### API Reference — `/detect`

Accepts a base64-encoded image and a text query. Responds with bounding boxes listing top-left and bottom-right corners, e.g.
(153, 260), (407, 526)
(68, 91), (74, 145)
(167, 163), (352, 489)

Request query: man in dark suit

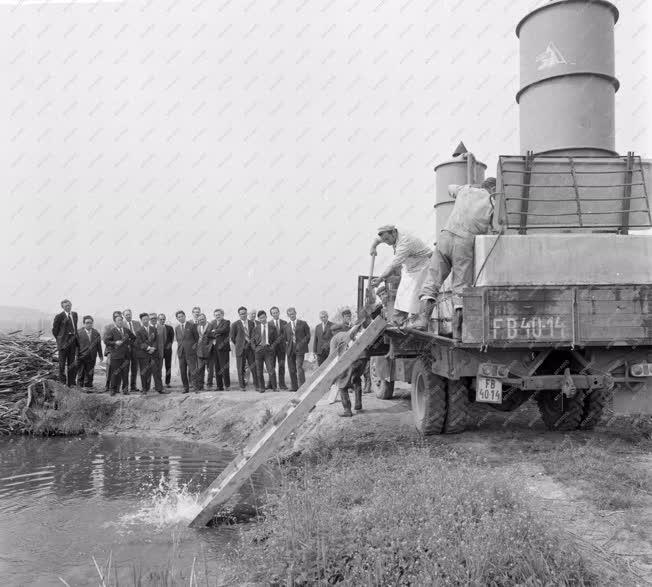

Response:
(76, 315), (103, 389)
(52, 299), (79, 387)
(135, 313), (163, 394)
(285, 307), (311, 391)
(207, 308), (231, 391)
(252, 310), (278, 392)
(175, 310), (199, 394)
(123, 309), (141, 392)
(195, 313), (213, 391)
(150, 313), (171, 394)
(269, 306), (288, 390)
(313, 310), (334, 366)
(158, 313), (174, 388)
(103, 312), (136, 395)
(230, 306), (258, 391)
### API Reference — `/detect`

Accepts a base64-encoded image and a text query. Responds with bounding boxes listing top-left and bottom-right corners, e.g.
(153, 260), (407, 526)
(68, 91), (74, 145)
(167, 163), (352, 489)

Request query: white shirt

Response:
(444, 184), (493, 238)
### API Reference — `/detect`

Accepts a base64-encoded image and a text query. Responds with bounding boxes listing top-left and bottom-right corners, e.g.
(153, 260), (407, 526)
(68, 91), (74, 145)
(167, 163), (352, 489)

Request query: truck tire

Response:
(488, 388), (534, 412)
(411, 358), (446, 435)
(536, 390), (586, 431)
(578, 386), (612, 430)
(371, 357), (395, 400)
(444, 379), (471, 433)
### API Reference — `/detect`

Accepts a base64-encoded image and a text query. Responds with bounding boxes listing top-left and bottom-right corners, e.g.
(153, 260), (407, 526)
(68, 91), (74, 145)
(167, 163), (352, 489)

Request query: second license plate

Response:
(476, 377), (503, 404)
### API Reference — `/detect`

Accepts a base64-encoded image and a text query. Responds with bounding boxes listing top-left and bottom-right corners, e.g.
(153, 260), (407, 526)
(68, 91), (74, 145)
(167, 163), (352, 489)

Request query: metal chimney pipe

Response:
(516, 0), (620, 156)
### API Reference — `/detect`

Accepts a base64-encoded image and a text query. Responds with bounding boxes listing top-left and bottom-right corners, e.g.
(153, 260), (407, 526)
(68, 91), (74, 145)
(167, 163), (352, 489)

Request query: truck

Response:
(362, 0), (652, 435)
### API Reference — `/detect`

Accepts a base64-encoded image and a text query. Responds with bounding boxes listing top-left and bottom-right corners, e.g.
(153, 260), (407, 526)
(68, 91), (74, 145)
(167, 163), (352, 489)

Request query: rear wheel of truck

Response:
(411, 358), (446, 435)
(536, 390), (586, 431)
(578, 386), (612, 430)
(370, 357), (395, 400)
(443, 379), (471, 433)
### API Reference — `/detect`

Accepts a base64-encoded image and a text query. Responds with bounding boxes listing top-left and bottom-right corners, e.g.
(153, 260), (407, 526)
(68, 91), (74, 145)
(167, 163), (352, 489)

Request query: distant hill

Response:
(0, 306), (111, 336)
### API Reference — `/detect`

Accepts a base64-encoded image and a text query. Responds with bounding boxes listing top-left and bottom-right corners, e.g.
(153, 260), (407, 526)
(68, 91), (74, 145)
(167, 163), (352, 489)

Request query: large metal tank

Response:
(434, 151), (486, 237)
(516, 0), (619, 155)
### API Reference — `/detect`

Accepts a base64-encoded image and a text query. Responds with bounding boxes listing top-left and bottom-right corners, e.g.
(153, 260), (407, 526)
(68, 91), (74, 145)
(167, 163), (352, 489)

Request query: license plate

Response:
(476, 377), (503, 404)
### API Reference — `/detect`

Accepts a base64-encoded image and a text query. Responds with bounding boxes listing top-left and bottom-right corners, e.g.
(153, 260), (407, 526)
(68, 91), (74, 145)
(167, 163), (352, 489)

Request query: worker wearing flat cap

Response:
(370, 225), (432, 327)
(414, 177), (496, 334)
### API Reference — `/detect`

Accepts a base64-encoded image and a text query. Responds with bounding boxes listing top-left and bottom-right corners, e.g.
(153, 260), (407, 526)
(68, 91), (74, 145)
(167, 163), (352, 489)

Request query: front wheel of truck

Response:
(411, 358), (446, 435)
(536, 390), (586, 431)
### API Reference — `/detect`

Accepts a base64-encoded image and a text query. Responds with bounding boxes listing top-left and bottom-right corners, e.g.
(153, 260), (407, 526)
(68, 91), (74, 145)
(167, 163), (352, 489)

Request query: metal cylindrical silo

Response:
(516, 0), (619, 156)
(434, 152), (486, 238)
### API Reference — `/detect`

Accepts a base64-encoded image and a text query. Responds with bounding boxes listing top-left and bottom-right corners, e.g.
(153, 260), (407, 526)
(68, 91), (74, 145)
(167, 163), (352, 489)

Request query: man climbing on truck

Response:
(413, 177), (497, 334)
(369, 226), (432, 327)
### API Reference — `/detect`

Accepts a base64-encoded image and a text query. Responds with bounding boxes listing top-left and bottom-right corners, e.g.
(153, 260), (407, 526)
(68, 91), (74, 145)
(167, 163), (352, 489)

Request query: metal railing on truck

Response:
(497, 152), (652, 233)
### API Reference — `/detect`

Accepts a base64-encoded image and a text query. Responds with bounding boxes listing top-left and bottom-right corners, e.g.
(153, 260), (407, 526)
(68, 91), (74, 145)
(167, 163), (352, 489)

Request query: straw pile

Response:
(0, 332), (58, 435)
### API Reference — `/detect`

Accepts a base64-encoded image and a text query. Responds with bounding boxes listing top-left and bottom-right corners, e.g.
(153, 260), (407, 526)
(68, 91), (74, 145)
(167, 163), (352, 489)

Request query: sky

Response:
(0, 0), (650, 324)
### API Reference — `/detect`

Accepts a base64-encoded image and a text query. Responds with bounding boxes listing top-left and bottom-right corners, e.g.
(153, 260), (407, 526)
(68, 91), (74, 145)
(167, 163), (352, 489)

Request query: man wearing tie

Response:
(150, 313), (171, 394)
(158, 313), (175, 388)
(253, 310), (278, 392)
(103, 312), (136, 395)
(285, 307), (311, 391)
(135, 313), (163, 394)
(230, 306), (258, 391)
(313, 310), (334, 366)
(195, 313), (213, 391)
(123, 308), (141, 393)
(191, 306), (201, 324)
(175, 310), (199, 393)
(51, 299), (79, 387)
(76, 315), (103, 389)
(207, 308), (231, 391)
(269, 306), (288, 390)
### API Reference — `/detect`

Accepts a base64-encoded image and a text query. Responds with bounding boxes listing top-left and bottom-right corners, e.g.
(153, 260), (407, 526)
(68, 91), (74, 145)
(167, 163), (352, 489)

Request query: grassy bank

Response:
(228, 445), (605, 586)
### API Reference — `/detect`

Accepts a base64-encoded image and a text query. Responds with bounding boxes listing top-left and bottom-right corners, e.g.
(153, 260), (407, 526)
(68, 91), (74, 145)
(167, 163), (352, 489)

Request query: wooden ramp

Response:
(189, 316), (387, 527)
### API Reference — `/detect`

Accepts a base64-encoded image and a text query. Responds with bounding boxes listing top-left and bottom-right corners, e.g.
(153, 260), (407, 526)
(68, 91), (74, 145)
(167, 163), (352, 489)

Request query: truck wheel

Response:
(411, 358), (446, 435)
(444, 379), (471, 433)
(578, 387), (612, 430)
(488, 389), (533, 412)
(371, 357), (395, 400)
(536, 390), (586, 431)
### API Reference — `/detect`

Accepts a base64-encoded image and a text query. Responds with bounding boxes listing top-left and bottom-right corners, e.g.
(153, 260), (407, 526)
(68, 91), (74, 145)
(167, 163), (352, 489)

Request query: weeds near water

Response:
(232, 445), (602, 585)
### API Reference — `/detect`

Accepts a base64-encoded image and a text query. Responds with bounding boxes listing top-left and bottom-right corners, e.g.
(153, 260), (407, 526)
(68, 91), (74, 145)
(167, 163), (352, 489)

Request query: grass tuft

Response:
(232, 446), (600, 586)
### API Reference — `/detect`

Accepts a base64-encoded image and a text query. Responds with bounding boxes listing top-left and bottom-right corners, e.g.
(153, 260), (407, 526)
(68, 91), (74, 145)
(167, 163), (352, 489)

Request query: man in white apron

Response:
(370, 225), (432, 327)
(413, 177), (496, 333)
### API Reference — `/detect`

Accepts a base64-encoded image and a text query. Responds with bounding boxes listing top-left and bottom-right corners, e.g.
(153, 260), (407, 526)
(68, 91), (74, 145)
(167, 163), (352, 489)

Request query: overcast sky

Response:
(1, 0), (650, 324)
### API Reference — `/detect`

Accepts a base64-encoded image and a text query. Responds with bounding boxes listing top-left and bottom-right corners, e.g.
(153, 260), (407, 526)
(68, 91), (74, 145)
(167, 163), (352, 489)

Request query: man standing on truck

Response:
(369, 226), (432, 327)
(413, 177), (496, 332)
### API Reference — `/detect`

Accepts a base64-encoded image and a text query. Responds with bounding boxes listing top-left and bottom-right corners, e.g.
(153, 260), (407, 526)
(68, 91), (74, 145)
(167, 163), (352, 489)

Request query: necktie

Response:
(263, 324), (267, 345)
(119, 328), (123, 337)
(292, 321), (296, 343)
(243, 321), (249, 343)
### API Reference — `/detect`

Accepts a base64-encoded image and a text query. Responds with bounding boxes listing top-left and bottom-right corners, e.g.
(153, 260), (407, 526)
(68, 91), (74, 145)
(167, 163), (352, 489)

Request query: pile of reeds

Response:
(0, 332), (58, 434)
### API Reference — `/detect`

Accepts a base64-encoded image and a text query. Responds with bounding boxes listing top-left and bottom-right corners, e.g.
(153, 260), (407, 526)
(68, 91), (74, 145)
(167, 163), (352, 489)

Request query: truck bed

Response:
(462, 285), (652, 348)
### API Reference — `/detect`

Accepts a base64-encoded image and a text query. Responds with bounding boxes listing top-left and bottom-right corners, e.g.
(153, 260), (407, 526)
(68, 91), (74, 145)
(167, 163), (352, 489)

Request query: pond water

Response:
(0, 435), (273, 586)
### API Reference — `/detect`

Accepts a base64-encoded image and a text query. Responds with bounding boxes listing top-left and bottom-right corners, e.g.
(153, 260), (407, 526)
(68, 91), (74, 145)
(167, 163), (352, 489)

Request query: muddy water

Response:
(0, 436), (274, 586)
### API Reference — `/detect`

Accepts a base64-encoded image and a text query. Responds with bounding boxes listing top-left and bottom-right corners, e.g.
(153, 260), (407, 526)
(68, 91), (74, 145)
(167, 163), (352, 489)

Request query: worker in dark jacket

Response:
(76, 315), (103, 389)
(329, 317), (368, 417)
(51, 299), (79, 387)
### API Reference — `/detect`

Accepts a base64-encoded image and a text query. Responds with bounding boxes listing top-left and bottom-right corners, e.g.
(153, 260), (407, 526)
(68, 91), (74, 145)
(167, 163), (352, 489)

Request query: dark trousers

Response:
(128, 350), (139, 390)
(208, 347), (230, 389)
(197, 357), (209, 390)
(316, 349), (329, 366)
(163, 348), (172, 385)
(139, 355), (162, 392)
(76, 356), (96, 388)
(273, 345), (286, 388)
(179, 353), (198, 391)
(109, 358), (130, 393)
(287, 351), (305, 391)
(255, 346), (277, 390)
(58, 343), (77, 387)
(236, 348), (257, 389)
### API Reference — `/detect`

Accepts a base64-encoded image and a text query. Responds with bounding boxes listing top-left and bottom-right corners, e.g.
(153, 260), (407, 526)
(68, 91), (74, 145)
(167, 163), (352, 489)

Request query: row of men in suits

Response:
(51, 299), (358, 395)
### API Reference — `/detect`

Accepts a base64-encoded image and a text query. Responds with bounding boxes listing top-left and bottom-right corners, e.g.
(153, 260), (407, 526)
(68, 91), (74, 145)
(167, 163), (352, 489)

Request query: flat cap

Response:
(377, 224), (396, 235)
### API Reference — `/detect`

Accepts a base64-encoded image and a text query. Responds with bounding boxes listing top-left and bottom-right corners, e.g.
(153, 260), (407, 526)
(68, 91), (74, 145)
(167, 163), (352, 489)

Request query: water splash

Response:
(120, 475), (203, 528)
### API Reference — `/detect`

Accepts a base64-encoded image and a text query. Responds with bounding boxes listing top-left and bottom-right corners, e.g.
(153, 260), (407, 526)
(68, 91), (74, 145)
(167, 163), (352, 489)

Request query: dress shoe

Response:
(216, 387), (224, 391)
(157, 389), (169, 394)
(131, 388), (141, 393)
(166, 383), (171, 388)
(123, 390), (130, 396)
(182, 389), (190, 394)
(279, 385), (288, 390)
(256, 388), (265, 393)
